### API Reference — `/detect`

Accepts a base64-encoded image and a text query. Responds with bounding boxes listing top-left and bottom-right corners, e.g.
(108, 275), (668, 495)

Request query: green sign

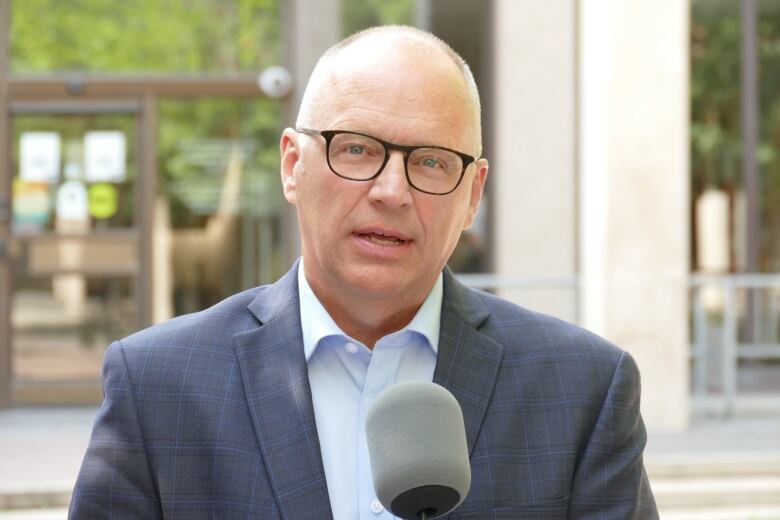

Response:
(88, 183), (118, 219)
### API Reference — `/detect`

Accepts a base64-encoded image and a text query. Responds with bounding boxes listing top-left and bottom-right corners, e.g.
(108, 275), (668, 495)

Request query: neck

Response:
(302, 266), (432, 349)
(313, 284), (424, 349)
(323, 298), (420, 349)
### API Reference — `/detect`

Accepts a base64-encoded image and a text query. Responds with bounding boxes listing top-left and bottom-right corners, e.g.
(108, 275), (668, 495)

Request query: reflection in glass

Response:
(157, 98), (284, 317)
(12, 275), (136, 402)
(9, 114), (139, 404)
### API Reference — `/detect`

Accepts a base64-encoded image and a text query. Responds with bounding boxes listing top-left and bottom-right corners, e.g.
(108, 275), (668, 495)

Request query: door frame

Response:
(1, 99), (153, 405)
(0, 0), (10, 408)
(0, 82), (269, 407)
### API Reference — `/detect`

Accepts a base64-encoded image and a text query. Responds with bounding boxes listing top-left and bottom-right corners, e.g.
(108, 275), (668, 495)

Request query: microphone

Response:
(365, 381), (471, 520)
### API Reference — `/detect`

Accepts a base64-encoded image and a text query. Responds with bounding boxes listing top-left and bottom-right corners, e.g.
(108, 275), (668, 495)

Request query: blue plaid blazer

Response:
(70, 262), (658, 519)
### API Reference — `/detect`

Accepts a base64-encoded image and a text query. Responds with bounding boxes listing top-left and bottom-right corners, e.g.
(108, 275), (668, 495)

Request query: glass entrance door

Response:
(2, 103), (146, 405)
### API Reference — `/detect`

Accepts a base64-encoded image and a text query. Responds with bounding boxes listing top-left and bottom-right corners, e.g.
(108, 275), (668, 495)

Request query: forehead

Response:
(315, 37), (475, 149)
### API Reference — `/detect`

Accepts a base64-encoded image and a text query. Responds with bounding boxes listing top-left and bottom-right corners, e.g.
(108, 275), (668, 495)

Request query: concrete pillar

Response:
(579, 0), (690, 432)
(492, 0), (578, 323)
(281, 0), (341, 265)
(152, 197), (173, 324)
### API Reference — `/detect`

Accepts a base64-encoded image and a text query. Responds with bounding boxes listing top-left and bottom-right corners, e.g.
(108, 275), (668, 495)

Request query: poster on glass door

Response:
(84, 131), (126, 183)
(20, 132), (61, 183)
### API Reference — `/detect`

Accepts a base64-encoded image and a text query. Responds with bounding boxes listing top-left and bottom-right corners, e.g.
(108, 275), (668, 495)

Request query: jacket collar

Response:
(435, 267), (504, 456)
(234, 260), (334, 520)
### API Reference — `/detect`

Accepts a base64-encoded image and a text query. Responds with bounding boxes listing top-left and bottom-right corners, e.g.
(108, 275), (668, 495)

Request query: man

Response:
(71, 26), (658, 519)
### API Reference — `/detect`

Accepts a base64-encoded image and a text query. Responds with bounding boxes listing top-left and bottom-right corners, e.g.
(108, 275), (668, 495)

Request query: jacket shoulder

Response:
(472, 288), (626, 369)
(114, 285), (267, 363)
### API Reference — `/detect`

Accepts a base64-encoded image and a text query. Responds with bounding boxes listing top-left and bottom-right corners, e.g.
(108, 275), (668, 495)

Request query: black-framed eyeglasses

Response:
(296, 128), (477, 196)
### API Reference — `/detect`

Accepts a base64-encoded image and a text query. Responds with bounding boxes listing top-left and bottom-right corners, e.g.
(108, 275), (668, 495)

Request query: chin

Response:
(353, 272), (406, 294)
(342, 266), (415, 299)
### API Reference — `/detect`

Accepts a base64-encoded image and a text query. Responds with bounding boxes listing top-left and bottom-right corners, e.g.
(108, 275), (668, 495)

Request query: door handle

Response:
(0, 237), (26, 270)
(0, 197), (9, 224)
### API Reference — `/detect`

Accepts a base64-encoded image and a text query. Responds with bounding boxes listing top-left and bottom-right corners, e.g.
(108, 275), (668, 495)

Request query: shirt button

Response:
(345, 342), (359, 354)
(370, 499), (384, 514)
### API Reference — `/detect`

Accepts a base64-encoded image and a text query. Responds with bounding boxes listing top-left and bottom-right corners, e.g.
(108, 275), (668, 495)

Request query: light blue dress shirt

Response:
(298, 261), (441, 520)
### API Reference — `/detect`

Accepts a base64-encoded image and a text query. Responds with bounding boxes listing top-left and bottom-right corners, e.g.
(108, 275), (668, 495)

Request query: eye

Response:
(420, 157), (443, 168)
(421, 157), (440, 168)
(347, 145), (365, 155)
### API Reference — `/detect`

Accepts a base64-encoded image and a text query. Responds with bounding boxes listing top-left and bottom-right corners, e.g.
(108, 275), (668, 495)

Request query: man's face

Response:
(281, 40), (488, 309)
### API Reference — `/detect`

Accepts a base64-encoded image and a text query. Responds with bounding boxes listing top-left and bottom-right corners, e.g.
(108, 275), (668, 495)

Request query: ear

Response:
(463, 158), (488, 230)
(280, 128), (301, 204)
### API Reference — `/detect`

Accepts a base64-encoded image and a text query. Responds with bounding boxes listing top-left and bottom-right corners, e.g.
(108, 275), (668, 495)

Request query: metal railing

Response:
(455, 273), (580, 291)
(690, 273), (780, 417)
(457, 271), (780, 418)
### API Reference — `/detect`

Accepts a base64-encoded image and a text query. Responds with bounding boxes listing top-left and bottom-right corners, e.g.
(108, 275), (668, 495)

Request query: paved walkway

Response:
(0, 407), (95, 513)
(0, 407), (779, 518)
(645, 415), (780, 455)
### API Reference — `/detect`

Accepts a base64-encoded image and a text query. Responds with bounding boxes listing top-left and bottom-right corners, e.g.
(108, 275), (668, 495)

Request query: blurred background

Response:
(0, 0), (778, 518)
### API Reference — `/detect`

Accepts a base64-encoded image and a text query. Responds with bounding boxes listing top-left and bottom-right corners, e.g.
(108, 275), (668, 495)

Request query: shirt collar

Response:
(298, 258), (442, 361)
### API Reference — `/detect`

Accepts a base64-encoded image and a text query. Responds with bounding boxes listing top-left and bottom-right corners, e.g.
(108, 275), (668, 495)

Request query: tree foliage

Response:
(342, 0), (414, 36)
(691, 0), (780, 270)
(691, 0), (741, 193)
(10, 0), (280, 72)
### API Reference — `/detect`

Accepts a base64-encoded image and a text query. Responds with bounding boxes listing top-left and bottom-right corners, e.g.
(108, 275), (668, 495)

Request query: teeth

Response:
(363, 233), (404, 245)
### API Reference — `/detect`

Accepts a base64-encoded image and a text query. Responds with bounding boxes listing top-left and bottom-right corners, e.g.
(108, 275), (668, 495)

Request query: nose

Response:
(367, 150), (413, 208)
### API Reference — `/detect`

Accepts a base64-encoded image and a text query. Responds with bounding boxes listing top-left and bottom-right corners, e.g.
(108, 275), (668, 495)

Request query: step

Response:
(659, 505), (780, 520)
(0, 509), (67, 520)
(645, 451), (780, 479)
(651, 476), (780, 510)
(0, 487), (71, 512)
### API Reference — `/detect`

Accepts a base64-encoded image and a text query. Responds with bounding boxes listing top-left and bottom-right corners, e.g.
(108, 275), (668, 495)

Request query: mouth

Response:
(353, 228), (411, 247)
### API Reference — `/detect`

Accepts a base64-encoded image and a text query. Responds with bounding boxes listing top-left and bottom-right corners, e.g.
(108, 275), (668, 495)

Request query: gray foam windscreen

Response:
(366, 381), (471, 519)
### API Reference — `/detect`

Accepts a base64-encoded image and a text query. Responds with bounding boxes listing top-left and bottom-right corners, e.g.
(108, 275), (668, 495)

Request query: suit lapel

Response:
(233, 264), (334, 520)
(434, 269), (505, 456)
(231, 265), (502, 518)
